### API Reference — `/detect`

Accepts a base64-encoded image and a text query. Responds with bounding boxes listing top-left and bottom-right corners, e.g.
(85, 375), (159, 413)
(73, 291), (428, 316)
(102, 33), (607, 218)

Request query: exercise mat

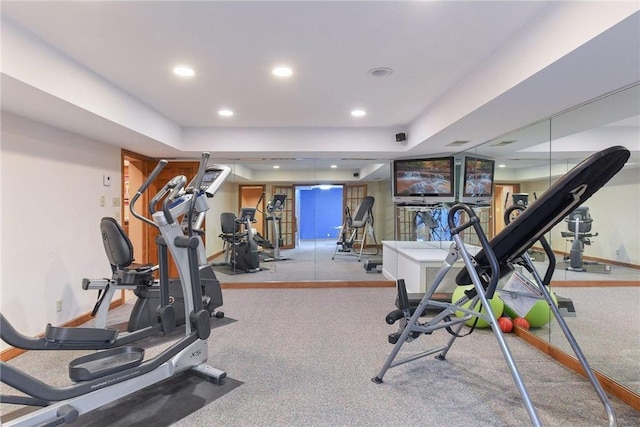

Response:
(76, 371), (242, 426)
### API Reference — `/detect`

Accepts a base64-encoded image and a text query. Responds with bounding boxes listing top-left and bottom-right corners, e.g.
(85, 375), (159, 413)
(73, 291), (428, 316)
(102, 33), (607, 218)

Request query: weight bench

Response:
(372, 146), (630, 427)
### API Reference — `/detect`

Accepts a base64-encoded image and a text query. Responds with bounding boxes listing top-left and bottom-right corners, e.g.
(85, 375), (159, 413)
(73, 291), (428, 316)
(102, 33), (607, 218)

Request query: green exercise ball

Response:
(452, 285), (504, 328)
(503, 288), (558, 328)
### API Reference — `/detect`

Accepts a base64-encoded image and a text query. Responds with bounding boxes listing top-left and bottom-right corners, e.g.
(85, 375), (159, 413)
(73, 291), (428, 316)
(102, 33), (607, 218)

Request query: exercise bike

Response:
(218, 207), (261, 273)
(1, 153), (230, 427)
(561, 206), (609, 273)
(83, 166), (227, 331)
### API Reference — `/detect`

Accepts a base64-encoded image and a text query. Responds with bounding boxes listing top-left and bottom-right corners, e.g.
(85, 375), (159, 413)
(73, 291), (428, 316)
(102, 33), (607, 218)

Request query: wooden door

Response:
(271, 185), (295, 249)
(239, 185), (266, 236)
(145, 160), (200, 278)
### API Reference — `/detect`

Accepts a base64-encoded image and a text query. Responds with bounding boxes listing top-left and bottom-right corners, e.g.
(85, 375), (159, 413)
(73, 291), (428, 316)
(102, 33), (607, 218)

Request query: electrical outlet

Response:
(616, 249), (620, 256)
(112, 197), (120, 207)
(56, 299), (62, 313)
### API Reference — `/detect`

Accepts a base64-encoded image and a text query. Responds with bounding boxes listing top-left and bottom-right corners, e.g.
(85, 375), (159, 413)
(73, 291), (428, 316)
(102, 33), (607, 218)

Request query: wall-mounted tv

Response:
(392, 157), (455, 205)
(460, 156), (495, 205)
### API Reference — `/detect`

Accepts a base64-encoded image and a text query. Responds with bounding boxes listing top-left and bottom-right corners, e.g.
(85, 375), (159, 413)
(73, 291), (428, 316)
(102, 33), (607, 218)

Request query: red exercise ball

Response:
(498, 317), (513, 333)
(514, 317), (530, 330)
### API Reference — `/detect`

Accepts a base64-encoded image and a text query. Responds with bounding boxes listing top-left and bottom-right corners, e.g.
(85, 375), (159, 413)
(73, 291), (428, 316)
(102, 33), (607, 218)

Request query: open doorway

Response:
(493, 183), (520, 236)
(122, 153), (148, 263)
(295, 185), (343, 245)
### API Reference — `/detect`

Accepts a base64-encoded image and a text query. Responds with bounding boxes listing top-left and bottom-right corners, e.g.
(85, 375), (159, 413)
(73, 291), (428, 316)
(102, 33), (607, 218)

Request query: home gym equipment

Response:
(414, 209), (440, 240)
(257, 193), (290, 262)
(561, 206), (608, 273)
(84, 209), (224, 331)
(332, 195), (379, 261)
(452, 284), (504, 328)
(218, 208), (261, 273)
(373, 146), (629, 427)
(1, 153), (230, 427)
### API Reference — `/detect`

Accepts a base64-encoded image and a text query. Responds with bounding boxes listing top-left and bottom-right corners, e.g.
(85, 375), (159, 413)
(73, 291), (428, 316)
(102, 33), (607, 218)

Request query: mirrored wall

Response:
(203, 82), (639, 397)
(203, 157), (394, 284)
(463, 83), (640, 397)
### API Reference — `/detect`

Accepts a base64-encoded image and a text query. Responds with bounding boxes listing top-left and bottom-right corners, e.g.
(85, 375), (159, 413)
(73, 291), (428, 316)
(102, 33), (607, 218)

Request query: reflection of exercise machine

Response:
(561, 206), (607, 272)
(332, 196), (379, 261)
(1, 153), (229, 426)
(511, 192), (530, 207)
(414, 210), (441, 241)
(219, 208), (261, 273)
(373, 146), (629, 427)
(258, 194), (290, 262)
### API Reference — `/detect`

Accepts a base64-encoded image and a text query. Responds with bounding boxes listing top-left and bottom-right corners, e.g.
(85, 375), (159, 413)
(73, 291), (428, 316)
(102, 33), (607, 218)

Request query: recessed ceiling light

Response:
(218, 109), (234, 117)
(272, 66), (293, 78)
(173, 65), (195, 77)
(330, 165), (337, 169)
(498, 164), (506, 168)
(273, 165), (280, 169)
(368, 67), (393, 77)
(351, 109), (366, 117)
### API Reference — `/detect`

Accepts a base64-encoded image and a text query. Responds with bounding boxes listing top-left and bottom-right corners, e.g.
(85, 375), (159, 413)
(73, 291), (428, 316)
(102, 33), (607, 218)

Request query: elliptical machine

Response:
(1, 153), (230, 427)
(257, 193), (290, 262)
(83, 165), (227, 331)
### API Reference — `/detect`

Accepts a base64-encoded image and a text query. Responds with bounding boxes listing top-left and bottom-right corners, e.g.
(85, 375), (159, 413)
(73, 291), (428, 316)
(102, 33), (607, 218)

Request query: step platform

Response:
(363, 259), (382, 273)
(69, 347), (145, 382)
(45, 325), (118, 349)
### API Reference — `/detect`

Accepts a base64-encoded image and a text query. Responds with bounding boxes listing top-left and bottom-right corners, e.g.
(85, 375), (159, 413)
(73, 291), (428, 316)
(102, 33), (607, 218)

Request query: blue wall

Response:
(299, 187), (343, 239)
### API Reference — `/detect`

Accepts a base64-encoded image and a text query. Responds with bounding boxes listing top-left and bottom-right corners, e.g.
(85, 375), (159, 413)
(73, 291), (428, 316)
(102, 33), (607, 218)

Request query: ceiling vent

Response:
(447, 140), (471, 147)
(491, 140), (517, 147)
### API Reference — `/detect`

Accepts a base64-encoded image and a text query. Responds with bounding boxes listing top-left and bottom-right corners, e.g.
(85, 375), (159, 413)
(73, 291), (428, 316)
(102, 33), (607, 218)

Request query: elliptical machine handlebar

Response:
(186, 152), (210, 237)
(255, 192), (266, 214)
(159, 175), (188, 225)
(130, 159), (168, 227)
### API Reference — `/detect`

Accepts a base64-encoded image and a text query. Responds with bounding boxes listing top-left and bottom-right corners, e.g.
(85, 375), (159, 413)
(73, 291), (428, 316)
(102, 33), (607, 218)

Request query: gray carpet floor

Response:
(3, 287), (638, 426)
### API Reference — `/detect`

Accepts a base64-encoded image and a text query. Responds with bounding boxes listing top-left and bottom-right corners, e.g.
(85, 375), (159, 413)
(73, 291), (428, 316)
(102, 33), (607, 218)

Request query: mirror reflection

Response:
(204, 158), (392, 284)
(473, 84), (640, 396)
(197, 83), (638, 398)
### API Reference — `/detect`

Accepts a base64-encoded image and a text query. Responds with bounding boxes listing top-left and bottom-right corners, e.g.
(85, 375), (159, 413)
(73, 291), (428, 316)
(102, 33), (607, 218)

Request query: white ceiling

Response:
(1, 1), (639, 179)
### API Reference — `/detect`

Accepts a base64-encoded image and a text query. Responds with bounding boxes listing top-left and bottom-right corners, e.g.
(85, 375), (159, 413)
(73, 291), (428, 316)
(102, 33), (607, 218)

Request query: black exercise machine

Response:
(83, 214), (224, 331)
(332, 195), (379, 262)
(1, 153), (230, 427)
(373, 146), (629, 427)
(561, 206), (608, 272)
(218, 207), (261, 273)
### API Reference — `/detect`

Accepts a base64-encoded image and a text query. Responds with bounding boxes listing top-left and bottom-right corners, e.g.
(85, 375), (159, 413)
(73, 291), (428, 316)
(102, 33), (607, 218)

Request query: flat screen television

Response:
(460, 156), (495, 205)
(392, 157), (455, 205)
